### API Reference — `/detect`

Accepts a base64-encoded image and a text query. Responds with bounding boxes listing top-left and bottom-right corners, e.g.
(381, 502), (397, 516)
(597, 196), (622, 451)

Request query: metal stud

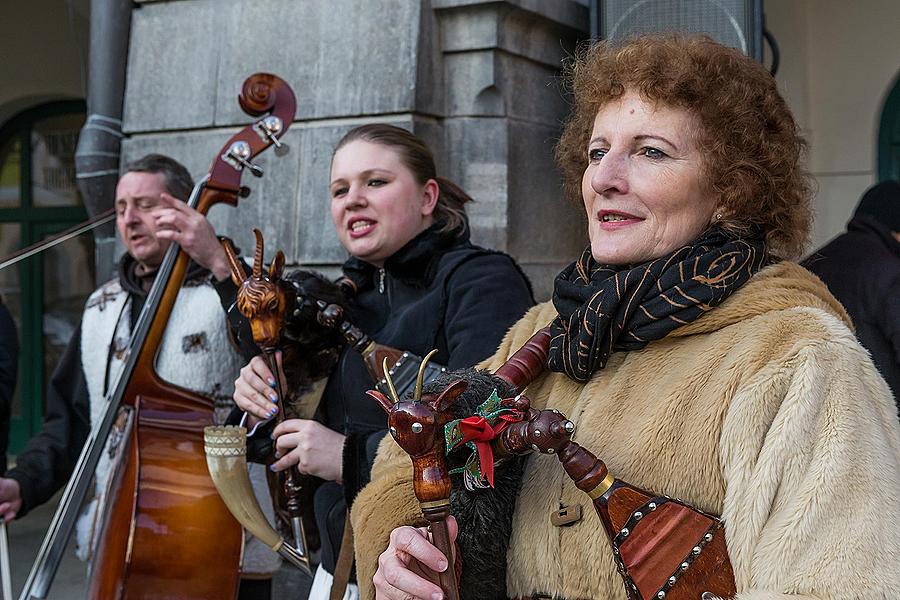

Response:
(680, 562), (689, 571)
(411, 422), (423, 434)
(704, 532), (713, 542)
(657, 591), (666, 599)
(389, 426), (397, 437)
(564, 420), (575, 434)
(634, 511), (643, 520)
(668, 576), (677, 586)
(546, 448), (555, 454)
(534, 430), (542, 437)
(621, 528), (629, 537)
(648, 502), (657, 511)
(692, 546), (701, 555)
(531, 443), (541, 452)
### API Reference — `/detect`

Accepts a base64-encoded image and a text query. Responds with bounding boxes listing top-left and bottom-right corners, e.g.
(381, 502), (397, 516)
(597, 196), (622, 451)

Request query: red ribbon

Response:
(457, 414), (518, 487)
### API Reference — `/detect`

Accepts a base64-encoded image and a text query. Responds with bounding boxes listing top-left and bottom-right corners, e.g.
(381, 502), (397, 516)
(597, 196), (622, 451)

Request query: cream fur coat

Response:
(351, 262), (900, 599)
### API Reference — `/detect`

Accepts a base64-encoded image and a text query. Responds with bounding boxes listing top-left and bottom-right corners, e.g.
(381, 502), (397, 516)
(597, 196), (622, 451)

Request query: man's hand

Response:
(152, 193), (231, 281)
(0, 477), (22, 522)
(271, 419), (346, 482)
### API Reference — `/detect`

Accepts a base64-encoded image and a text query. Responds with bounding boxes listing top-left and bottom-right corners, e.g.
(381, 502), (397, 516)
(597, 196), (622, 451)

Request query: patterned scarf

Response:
(548, 228), (768, 383)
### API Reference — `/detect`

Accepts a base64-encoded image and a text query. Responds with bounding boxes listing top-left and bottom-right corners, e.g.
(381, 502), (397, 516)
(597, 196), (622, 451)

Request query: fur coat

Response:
(351, 262), (900, 599)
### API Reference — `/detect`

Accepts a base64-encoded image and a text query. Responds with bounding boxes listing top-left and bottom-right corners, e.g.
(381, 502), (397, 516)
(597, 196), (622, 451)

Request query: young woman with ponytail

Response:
(231, 124), (535, 599)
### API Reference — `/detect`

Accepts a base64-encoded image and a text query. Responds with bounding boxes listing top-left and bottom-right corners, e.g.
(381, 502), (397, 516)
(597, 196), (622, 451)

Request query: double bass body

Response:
(89, 388), (242, 599)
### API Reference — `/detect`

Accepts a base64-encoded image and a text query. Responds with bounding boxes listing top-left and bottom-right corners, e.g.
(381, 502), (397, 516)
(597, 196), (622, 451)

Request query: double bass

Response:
(19, 73), (296, 600)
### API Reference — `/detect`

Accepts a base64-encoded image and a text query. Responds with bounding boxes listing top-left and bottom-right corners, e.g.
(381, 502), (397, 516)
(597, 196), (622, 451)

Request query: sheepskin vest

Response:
(352, 262), (900, 600)
(75, 277), (246, 562)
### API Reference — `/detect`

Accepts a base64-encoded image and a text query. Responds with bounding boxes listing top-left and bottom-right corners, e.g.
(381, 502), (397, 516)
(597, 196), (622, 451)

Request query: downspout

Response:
(74, 0), (133, 283)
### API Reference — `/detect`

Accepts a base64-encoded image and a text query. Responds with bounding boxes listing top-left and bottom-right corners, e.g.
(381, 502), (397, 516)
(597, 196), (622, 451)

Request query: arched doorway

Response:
(0, 99), (94, 455)
(878, 73), (900, 182)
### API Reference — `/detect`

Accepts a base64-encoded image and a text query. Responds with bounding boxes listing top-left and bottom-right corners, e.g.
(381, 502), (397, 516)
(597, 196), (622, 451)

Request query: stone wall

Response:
(120, 0), (588, 299)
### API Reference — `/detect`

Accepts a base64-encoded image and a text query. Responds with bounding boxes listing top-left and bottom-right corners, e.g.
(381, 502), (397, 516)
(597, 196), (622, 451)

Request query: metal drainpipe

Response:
(74, 0), (133, 283)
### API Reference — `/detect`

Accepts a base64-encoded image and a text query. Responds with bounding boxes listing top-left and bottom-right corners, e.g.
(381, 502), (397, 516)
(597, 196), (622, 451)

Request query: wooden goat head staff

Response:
(222, 228), (286, 351)
(367, 351), (465, 600)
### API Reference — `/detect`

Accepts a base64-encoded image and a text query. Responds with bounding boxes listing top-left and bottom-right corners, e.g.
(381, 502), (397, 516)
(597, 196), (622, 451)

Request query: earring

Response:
(715, 212), (723, 220)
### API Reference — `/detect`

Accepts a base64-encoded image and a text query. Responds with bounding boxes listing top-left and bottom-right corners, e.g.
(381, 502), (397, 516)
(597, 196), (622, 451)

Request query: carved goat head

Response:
(221, 229), (286, 350)
(367, 351), (468, 458)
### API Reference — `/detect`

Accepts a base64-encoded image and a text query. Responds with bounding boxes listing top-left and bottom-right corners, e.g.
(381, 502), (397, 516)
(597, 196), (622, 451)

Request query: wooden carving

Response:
(223, 229), (286, 351)
(367, 352), (466, 600)
(219, 229), (312, 574)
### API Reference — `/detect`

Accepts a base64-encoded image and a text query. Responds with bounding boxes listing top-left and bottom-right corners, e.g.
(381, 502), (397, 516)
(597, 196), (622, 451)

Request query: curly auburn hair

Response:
(555, 34), (813, 259)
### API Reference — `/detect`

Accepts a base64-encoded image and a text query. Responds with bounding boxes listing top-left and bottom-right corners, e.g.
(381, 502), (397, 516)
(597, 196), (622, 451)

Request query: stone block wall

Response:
(120, 0), (588, 299)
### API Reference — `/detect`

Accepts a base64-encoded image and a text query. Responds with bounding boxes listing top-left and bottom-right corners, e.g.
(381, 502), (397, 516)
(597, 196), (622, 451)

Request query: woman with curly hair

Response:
(353, 35), (900, 599)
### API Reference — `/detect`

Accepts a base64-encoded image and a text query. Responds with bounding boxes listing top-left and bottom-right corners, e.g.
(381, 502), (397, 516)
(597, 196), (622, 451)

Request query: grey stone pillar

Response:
(434, 0), (588, 298)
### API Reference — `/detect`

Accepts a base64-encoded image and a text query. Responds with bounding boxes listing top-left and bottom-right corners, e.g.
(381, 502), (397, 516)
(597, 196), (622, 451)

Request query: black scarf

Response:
(548, 228), (768, 383)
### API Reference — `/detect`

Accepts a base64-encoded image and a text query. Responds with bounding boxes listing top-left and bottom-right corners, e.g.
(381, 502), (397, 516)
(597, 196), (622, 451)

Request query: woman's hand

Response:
(233, 355), (280, 428)
(271, 419), (345, 482)
(374, 517), (458, 600)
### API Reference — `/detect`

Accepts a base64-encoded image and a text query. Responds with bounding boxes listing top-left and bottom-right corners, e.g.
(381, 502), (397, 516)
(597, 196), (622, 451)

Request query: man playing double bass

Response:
(0, 154), (278, 599)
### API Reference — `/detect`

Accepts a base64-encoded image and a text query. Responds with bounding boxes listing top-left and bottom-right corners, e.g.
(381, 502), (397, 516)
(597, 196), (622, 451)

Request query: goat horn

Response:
(252, 229), (264, 277)
(414, 349), (439, 402)
(382, 357), (400, 404)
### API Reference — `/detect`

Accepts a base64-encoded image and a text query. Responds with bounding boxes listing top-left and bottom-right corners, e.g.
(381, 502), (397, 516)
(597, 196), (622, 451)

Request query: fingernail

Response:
(436, 559), (447, 572)
(268, 377), (276, 387)
(269, 407), (278, 417)
(432, 593), (443, 600)
(269, 464), (277, 472)
(274, 451), (281, 459)
(269, 392), (278, 403)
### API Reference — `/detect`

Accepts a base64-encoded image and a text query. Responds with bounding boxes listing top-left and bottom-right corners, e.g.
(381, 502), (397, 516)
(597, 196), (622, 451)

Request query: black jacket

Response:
(803, 215), (900, 404)
(0, 300), (19, 475)
(229, 223), (535, 575)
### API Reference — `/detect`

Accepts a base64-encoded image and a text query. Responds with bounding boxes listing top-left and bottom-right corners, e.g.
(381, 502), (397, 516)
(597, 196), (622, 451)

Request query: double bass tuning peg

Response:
(224, 141), (264, 177)
(257, 116), (290, 157)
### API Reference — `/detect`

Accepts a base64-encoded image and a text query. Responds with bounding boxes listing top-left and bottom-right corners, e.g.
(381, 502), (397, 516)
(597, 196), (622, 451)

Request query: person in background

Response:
(0, 296), (18, 476)
(803, 180), (900, 404)
(0, 154), (277, 599)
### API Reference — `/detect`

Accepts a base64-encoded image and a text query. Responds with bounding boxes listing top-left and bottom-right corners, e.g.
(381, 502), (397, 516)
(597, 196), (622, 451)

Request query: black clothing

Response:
(6, 255), (212, 517)
(803, 215), (900, 403)
(549, 229), (767, 382)
(0, 300), (18, 475)
(230, 224), (535, 576)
